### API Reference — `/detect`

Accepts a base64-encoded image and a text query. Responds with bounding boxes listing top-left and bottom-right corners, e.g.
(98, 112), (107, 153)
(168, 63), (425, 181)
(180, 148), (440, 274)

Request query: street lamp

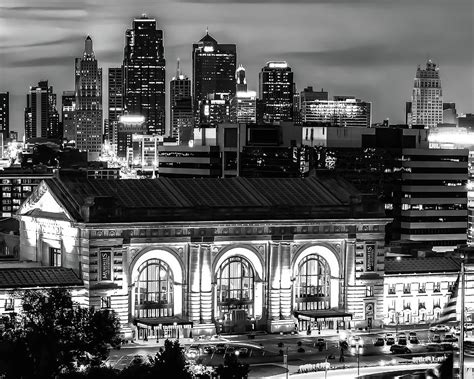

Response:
(355, 340), (364, 377)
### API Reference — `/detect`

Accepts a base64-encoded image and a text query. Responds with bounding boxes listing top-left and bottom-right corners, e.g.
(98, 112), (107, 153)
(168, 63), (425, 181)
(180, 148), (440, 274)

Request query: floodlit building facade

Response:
(410, 60), (443, 128)
(17, 177), (389, 339)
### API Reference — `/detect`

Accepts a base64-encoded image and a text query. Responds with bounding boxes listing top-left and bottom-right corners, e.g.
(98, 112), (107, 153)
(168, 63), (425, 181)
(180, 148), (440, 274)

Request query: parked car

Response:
(374, 337), (385, 346)
(409, 332), (417, 338)
(396, 332), (406, 337)
(443, 334), (457, 342)
(203, 345), (214, 354)
(432, 334), (442, 343)
(237, 347), (249, 357)
(186, 346), (200, 359)
(215, 344), (226, 354)
(385, 333), (394, 340)
(409, 336), (419, 344)
(390, 345), (411, 354)
(430, 324), (450, 332)
(465, 323), (474, 331)
(440, 342), (456, 351)
(397, 337), (407, 345)
(386, 337), (395, 345)
(226, 346), (236, 354)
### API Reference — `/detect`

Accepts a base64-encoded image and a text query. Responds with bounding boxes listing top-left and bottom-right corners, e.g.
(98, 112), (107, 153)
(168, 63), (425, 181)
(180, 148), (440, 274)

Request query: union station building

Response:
(16, 176), (390, 339)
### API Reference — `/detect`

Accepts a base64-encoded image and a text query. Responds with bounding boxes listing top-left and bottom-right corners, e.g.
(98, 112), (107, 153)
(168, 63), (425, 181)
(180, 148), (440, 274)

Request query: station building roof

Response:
(21, 176), (386, 223)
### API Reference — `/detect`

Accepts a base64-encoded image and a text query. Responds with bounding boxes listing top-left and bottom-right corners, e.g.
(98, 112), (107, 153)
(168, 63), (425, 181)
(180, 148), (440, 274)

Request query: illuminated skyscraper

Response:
(123, 15), (166, 135)
(0, 92), (9, 143)
(107, 67), (124, 148)
(236, 64), (247, 92)
(410, 60), (443, 128)
(75, 36), (103, 160)
(192, 32), (236, 124)
(170, 59), (192, 142)
(259, 61), (294, 123)
(24, 81), (60, 140)
(231, 65), (256, 123)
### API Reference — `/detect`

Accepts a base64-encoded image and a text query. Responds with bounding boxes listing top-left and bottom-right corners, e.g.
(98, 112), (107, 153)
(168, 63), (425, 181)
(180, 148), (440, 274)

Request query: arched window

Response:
(134, 258), (173, 318)
(217, 256), (254, 317)
(295, 255), (330, 311)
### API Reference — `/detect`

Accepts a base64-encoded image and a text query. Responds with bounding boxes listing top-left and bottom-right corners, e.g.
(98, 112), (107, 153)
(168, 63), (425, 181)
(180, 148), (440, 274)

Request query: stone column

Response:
(280, 242), (292, 319)
(200, 244), (213, 323)
(188, 244), (201, 323)
(268, 242), (281, 320)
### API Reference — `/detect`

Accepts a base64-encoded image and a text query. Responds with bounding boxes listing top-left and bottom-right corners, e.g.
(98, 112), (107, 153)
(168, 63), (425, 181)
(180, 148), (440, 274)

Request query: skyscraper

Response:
(231, 65), (256, 124)
(170, 59), (192, 141)
(62, 91), (76, 142)
(24, 81), (60, 140)
(0, 92), (9, 143)
(75, 36), (103, 160)
(259, 61), (294, 123)
(410, 60), (443, 128)
(123, 14), (166, 135)
(107, 67), (124, 148)
(192, 32), (236, 124)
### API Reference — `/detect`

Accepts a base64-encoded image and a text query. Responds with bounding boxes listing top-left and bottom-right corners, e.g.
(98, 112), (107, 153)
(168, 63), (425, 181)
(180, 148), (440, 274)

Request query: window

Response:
(5, 298), (14, 311)
(217, 256), (254, 317)
(403, 284), (411, 294)
(50, 247), (61, 267)
(134, 259), (174, 318)
(433, 282), (441, 293)
(419, 283), (426, 294)
(366, 286), (374, 297)
(101, 296), (111, 309)
(448, 282), (456, 293)
(388, 285), (396, 295)
(224, 128), (238, 148)
(295, 255), (331, 311)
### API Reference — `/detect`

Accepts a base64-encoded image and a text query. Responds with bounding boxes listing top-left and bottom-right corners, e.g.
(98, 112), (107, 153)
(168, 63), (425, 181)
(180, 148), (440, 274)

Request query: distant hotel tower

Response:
(410, 60), (443, 128)
(75, 36), (103, 160)
(24, 81), (60, 140)
(123, 15), (166, 135)
(0, 92), (9, 143)
(259, 61), (294, 123)
(192, 32), (236, 124)
(170, 60), (193, 143)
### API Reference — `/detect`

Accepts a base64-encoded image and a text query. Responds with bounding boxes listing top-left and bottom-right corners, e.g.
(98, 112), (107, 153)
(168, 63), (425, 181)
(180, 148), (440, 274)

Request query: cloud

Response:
(6, 55), (76, 68)
(1, 35), (85, 50)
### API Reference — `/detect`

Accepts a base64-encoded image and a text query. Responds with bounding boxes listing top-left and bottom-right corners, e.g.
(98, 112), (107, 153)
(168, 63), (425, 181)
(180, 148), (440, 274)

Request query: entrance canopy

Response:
(294, 310), (352, 320)
(134, 317), (193, 328)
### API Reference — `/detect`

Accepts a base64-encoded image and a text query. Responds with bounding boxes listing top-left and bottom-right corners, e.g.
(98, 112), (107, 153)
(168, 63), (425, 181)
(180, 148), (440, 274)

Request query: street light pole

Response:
(460, 254), (465, 379)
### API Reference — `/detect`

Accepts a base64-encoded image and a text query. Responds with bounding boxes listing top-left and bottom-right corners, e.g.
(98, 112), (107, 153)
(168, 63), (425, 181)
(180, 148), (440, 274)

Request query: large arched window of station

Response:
(294, 254), (331, 311)
(216, 256), (254, 318)
(134, 258), (174, 318)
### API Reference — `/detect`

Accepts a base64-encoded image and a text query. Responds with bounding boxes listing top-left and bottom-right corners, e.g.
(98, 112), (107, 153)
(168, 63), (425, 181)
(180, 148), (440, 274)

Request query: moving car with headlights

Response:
(390, 345), (411, 354)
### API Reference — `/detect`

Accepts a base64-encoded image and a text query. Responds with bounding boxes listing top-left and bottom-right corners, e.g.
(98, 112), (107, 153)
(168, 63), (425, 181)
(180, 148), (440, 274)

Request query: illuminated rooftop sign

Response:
(203, 46), (214, 53)
(119, 115), (146, 124)
(267, 61), (288, 69)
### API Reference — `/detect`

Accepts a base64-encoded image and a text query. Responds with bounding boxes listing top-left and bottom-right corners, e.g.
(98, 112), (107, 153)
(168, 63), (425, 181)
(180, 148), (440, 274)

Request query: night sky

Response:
(1, 0), (472, 137)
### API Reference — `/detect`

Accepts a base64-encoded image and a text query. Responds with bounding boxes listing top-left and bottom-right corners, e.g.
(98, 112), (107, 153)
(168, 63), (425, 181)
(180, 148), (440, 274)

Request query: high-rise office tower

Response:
(62, 91), (76, 142)
(300, 86), (329, 103)
(75, 36), (103, 161)
(231, 65), (256, 124)
(0, 92), (9, 143)
(170, 59), (192, 141)
(236, 65), (247, 92)
(123, 14), (166, 135)
(108, 67), (124, 147)
(192, 32), (236, 124)
(259, 61), (294, 123)
(24, 81), (60, 140)
(410, 60), (443, 128)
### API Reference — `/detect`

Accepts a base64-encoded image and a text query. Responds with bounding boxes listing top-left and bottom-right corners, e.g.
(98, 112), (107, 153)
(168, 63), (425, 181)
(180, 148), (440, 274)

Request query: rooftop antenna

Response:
(206, 26), (209, 35)
(176, 57), (181, 77)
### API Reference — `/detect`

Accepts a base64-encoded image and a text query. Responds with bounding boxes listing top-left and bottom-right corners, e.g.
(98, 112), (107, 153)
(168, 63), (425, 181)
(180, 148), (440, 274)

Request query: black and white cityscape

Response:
(0, 0), (473, 378)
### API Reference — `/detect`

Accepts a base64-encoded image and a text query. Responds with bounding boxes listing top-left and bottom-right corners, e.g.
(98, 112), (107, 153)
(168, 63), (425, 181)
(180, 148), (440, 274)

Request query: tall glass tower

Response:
(410, 60), (443, 128)
(123, 14), (166, 135)
(259, 61), (294, 124)
(75, 36), (103, 160)
(192, 32), (236, 124)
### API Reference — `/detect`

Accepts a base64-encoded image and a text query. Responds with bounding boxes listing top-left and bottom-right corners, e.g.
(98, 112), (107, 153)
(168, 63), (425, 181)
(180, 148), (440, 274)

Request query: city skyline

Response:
(0, 0), (473, 137)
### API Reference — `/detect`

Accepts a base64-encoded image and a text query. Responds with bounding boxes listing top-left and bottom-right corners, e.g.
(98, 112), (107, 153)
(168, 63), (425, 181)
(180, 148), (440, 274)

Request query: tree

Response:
(0, 288), (121, 378)
(216, 353), (249, 379)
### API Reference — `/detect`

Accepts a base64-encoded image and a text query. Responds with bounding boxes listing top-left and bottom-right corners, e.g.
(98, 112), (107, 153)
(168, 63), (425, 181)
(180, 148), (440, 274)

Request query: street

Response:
(106, 326), (470, 377)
